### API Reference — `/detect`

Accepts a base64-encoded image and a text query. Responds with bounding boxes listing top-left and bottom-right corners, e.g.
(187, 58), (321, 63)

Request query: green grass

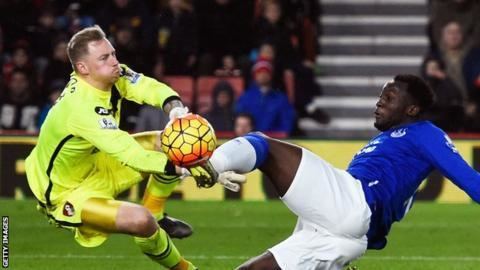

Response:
(2, 199), (480, 270)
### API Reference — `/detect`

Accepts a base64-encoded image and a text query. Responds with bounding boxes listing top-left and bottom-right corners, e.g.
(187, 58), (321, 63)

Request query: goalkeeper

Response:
(25, 25), (240, 270)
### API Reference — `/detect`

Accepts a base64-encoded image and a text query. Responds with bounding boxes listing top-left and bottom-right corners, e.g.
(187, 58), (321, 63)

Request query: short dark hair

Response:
(67, 25), (106, 71)
(394, 74), (435, 112)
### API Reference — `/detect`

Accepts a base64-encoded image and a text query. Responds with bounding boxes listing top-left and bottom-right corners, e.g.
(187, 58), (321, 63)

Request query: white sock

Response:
(210, 137), (257, 174)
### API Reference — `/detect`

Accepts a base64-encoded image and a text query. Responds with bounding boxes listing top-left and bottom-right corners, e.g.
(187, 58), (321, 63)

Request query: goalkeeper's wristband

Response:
(164, 160), (176, 175)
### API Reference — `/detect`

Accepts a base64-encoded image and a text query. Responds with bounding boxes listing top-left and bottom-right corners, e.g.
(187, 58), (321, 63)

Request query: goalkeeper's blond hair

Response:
(67, 25), (106, 71)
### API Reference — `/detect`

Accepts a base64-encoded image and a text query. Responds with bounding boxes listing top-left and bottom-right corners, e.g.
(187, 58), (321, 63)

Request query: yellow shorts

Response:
(38, 131), (161, 247)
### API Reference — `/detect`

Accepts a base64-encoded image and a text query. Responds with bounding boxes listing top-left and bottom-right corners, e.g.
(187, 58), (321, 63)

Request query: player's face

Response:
(234, 116), (253, 136)
(80, 38), (120, 86)
(374, 81), (413, 131)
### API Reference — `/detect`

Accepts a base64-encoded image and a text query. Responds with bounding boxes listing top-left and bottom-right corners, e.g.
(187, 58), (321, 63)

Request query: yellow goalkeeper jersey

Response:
(26, 64), (177, 206)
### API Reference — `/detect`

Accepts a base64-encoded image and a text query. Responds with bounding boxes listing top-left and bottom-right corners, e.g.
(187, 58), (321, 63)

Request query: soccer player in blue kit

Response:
(207, 74), (480, 269)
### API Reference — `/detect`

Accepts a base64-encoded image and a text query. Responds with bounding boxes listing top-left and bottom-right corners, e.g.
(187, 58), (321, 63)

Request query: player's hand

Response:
(217, 171), (246, 192)
(182, 162), (246, 192)
(187, 160), (218, 188)
(168, 106), (189, 120)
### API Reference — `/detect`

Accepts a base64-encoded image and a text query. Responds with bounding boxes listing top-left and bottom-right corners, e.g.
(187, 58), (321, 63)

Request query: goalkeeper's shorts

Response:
(37, 151), (143, 247)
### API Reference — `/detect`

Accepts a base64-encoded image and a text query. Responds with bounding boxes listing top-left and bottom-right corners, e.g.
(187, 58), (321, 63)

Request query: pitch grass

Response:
(2, 199), (480, 270)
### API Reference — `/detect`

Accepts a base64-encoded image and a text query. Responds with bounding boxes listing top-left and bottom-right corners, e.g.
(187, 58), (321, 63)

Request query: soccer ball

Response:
(161, 114), (217, 167)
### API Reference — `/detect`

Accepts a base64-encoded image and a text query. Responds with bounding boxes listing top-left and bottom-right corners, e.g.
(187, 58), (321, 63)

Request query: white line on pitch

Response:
(13, 254), (480, 262)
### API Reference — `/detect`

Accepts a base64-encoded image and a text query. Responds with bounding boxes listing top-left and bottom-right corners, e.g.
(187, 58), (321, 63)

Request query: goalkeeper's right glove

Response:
(182, 161), (246, 192)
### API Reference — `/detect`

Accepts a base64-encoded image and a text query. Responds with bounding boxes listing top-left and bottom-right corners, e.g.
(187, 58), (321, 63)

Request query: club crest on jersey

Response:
(121, 67), (140, 84)
(63, 202), (75, 217)
(95, 106), (111, 116)
(390, 128), (407, 138)
(99, 118), (118, 129)
(444, 135), (458, 153)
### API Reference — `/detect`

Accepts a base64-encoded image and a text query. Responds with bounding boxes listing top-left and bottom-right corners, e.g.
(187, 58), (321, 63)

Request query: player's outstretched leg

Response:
(210, 133), (304, 269)
(143, 174), (193, 239)
(210, 132), (302, 196)
(81, 198), (197, 270)
(235, 251), (281, 270)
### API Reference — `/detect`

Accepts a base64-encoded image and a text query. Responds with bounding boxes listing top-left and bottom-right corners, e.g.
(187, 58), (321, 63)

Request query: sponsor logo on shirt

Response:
(356, 138), (382, 156)
(368, 180), (379, 187)
(99, 118), (118, 129)
(121, 67), (140, 84)
(95, 106), (111, 116)
(444, 135), (458, 153)
(63, 202), (75, 217)
(390, 128), (407, 138)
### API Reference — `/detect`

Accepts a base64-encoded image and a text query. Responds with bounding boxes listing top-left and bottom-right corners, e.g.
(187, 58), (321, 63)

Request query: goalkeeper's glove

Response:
(168, 106), (189, 120)
(187, 161), (218, 188)
(216, 171), (246, 192)
(182, 161), (246, 192)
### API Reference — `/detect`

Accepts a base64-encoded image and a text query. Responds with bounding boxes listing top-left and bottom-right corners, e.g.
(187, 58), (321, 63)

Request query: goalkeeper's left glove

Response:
(216, 171), (246, 192)
(168, 106), (189, 120)
(187, 161), (218, 189)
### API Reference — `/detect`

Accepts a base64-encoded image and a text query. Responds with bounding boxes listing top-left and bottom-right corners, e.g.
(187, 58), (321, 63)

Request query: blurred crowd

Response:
(0, 0), (329, 137)
(422, 0), (480, 132)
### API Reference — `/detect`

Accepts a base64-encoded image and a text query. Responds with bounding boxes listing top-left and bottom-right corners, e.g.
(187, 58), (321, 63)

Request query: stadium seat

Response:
(162, 76), (195, 109)
(196, 76), (244, 113)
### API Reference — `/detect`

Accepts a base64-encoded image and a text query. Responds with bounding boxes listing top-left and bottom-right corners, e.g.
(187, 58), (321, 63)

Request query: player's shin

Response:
(142, 174), (179, 220)
(210, 133), (269, 173)
(143, 174), (193, 239)
(134, 228), (196, 270)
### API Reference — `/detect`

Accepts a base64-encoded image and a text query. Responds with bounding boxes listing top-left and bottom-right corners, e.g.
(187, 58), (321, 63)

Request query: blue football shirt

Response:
(347, 121), (480, 249)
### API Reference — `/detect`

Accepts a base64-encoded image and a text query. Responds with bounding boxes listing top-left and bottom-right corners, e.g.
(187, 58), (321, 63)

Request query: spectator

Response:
(252, 42), (329, 126)
(249, 42), (286, 89)
(254, 1), (328, 126)
(56, 2), (95, 36)
(204, 80), (236, 131)
(30, 8), (66, 75)
(421, 56), (465, 131)
(0, 69), (39, 133)
(235, 58), (295, 134)
(253, 0), (298, 72)
(110, 23), (144, 132)
(431, 21), (480, 131)
(428, 0), (480, 52)
(97, 0), (153, 53)
(234, 112), (255, 136)
(280, 0), (322, 66)
(42, 40), (71, 96)
(214, 54), (242, 77)
(194, 0), (253, 75)
(154, 0), (197, 75)
(2, 44), (35, 85)
(111, 23), (144, 70)
(151, 56), (167, 81)
(37, 79), (64, 128)
(134, 57), (169, 132)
